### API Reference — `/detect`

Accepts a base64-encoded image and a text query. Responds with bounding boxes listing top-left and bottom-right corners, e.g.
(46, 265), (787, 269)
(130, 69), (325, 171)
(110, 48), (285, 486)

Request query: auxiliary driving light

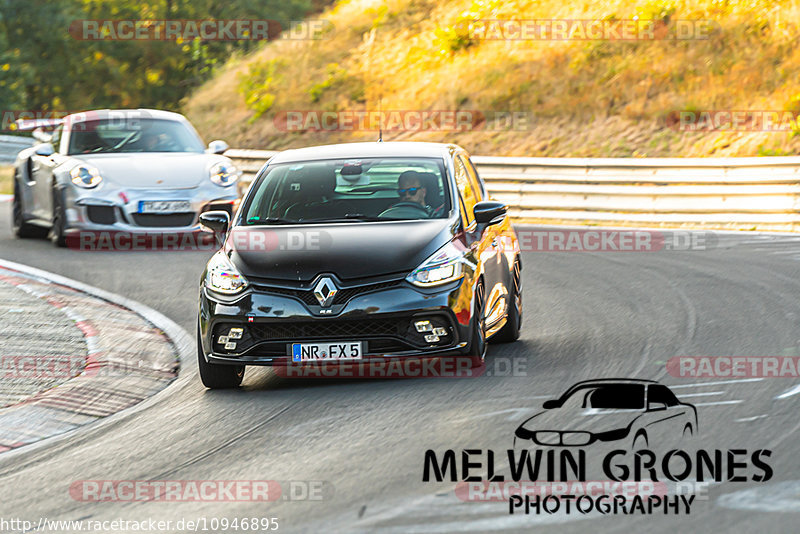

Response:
(218, 336), (229, 344)
(432, 327), (448, 336)
(424, 334), (440, 343)
(224, 342), (237, 350)
(414, 320), (433, 332)
(228, 327), (244, 340)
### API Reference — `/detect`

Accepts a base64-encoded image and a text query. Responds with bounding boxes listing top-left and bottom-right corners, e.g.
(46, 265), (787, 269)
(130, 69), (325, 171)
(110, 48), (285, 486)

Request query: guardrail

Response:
(0, 135), (32, 164)
(232, 149), (800, 232)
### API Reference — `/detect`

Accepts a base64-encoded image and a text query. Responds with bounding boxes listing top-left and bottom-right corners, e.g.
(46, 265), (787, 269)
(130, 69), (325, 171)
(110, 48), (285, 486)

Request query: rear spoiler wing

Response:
(12, 117), (65, 131)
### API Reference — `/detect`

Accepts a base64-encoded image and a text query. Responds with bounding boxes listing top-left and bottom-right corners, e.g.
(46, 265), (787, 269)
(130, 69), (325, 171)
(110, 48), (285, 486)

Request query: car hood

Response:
(75, 153), (224, 189)
(516, 407), (644, 435)
(227, 218), (457, 282)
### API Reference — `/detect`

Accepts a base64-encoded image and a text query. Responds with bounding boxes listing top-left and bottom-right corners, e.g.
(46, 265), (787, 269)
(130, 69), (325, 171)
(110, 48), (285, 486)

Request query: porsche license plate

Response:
(291, 342), (362, 362)
(139, 200), (191, 214)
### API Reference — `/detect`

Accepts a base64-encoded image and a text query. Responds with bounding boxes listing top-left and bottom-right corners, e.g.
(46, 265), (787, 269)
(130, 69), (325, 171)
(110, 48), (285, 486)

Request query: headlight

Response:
(70, 166), (102, 188)
(205, 251), (248, 294)
(406, 241), (467, 287)
(209, 161), (239, 187)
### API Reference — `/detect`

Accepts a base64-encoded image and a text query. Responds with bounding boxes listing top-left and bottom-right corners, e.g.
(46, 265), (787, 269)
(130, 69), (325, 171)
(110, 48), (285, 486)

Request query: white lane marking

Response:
(734, 415), (768, 422)
(692, 400), (743, 406)
(451, 407), (536, 424)
(775, 384), (800, 400)
(670, 378), (764, 388)
(677, 391), (725, 397)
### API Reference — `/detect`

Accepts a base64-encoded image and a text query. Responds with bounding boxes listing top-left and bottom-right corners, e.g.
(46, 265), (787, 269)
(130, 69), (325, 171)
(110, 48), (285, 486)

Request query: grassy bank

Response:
(184, 0), (800, 157)
(0, 165), (13, 195)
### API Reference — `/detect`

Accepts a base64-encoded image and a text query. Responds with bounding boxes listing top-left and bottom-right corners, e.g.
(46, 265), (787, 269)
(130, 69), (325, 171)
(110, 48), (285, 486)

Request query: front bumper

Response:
(63, 185), (238, 233)
(198, 276), (477, 366)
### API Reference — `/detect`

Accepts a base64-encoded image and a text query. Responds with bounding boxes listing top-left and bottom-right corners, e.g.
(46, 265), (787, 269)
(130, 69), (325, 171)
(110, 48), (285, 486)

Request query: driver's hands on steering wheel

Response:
(378, 201), (431, 219)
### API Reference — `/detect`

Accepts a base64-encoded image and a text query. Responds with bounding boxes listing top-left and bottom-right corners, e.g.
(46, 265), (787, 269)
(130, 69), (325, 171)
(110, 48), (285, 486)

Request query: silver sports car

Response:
(11, 109), (240, 246)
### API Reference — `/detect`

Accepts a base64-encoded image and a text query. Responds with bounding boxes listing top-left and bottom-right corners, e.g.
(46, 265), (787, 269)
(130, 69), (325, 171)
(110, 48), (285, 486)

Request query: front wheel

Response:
(50, 187), (67, 247)
(469, 282), (487, 364)
(493, 260), (522, 343)
(197, 326), (244, 389)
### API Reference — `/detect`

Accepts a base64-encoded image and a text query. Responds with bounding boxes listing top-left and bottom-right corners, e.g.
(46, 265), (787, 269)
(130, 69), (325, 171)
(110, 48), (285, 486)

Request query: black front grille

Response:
(131, 213), (195, 228)
(254, 279), (402, 307)
(250, 318), (402, 340)
(87, 205), (116, 224)
(212, 314), (457, 356)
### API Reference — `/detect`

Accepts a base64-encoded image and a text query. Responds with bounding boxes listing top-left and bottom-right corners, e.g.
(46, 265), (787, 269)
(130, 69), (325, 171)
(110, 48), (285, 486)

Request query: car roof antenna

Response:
(377, 95), (383, 142)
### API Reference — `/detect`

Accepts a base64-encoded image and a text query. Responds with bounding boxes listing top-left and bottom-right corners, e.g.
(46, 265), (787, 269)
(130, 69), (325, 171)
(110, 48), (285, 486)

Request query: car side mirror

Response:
(34, 143), (55, 157)
(542, 399), (560, 409)
(647, 401), (667, 412)
(200, 210), (230, 234)
(473, 201), (507, 226)
(207, 140), (229, 155)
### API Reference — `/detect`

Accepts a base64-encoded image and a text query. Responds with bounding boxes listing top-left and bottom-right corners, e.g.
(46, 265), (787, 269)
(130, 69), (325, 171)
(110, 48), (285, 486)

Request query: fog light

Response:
(224, 342), (237, 350)
(424, 334), (440, 343)
(433, 327), (448, 336)
(415, 320), (433, 332)
(218, 336), (229, 344)
(228, 327), (243, 340)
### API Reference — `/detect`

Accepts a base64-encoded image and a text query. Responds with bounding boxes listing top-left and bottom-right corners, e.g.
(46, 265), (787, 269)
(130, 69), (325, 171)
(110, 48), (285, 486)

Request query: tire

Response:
(197, 326), (245, 389)
(493, 259), (522, 343)
(11, 177), (46, 238)
(49, 186), (67, 247)
(469, 281), (487, 365)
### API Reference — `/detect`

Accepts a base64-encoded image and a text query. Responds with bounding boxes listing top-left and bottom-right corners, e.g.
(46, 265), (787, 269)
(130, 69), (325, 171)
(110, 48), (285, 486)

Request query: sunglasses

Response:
(398, 187), (423, 195)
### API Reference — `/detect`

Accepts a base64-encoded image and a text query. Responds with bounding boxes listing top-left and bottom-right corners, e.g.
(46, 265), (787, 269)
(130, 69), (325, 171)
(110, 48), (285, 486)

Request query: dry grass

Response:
(184, 0), (800, 157)
(0, 165), (13, 195)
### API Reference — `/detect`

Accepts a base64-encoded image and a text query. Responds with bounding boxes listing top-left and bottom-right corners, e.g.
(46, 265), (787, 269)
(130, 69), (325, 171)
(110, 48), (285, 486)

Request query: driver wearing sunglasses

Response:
(396, 171), (429, 208)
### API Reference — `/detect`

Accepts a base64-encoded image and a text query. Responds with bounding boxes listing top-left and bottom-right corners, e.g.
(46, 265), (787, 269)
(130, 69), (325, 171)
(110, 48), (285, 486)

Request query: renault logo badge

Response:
(313, 277), (338, 307)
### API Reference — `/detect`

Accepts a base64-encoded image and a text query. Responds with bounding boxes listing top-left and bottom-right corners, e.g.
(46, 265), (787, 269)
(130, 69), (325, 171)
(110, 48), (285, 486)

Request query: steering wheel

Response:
(378, 201), (431, 219)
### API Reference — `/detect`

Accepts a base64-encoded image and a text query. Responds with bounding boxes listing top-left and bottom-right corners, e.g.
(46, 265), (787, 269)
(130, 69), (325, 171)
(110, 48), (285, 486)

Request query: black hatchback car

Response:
(197, 142), (522, 388)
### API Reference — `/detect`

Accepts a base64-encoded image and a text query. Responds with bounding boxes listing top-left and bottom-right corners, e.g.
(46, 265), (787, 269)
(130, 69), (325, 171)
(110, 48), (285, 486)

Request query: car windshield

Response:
(243, 157), (451, 224)
(560, 384), (646, 410)
(67, 118), (205, 155)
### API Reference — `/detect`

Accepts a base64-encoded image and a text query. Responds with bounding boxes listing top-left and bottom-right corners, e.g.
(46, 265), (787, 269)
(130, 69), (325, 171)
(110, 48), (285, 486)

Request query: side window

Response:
(648, 385), (679, 406)
(461, 155), (485, 200)
(454, 156), (478, 226)
(50, 125), (63, 153)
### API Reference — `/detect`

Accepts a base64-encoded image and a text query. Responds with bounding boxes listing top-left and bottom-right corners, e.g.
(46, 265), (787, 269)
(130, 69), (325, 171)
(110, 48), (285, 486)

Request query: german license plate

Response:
(139, 200), (191, 214)
(291, 341), (362, 362)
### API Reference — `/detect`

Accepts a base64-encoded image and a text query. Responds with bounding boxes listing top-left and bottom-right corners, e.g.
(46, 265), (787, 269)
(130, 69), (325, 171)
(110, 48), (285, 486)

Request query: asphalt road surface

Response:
(1, 199), (799, 533)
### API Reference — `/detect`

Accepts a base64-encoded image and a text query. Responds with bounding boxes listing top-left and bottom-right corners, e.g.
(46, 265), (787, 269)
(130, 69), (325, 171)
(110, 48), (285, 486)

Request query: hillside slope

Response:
(184, 0), (800, 157)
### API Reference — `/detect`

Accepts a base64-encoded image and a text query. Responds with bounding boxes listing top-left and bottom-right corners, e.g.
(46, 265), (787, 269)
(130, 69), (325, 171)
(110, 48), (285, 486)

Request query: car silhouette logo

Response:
(313, 277), (338, 307)
(514, 378), (698, 449)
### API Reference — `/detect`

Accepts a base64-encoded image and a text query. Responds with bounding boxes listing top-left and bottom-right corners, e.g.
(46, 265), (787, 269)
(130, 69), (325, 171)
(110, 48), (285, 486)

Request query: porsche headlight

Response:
(70, 166), (102, 189)
(406, 241), (467, 287)
(205, 251), (248, 294)
(209, 162), (239, 187)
